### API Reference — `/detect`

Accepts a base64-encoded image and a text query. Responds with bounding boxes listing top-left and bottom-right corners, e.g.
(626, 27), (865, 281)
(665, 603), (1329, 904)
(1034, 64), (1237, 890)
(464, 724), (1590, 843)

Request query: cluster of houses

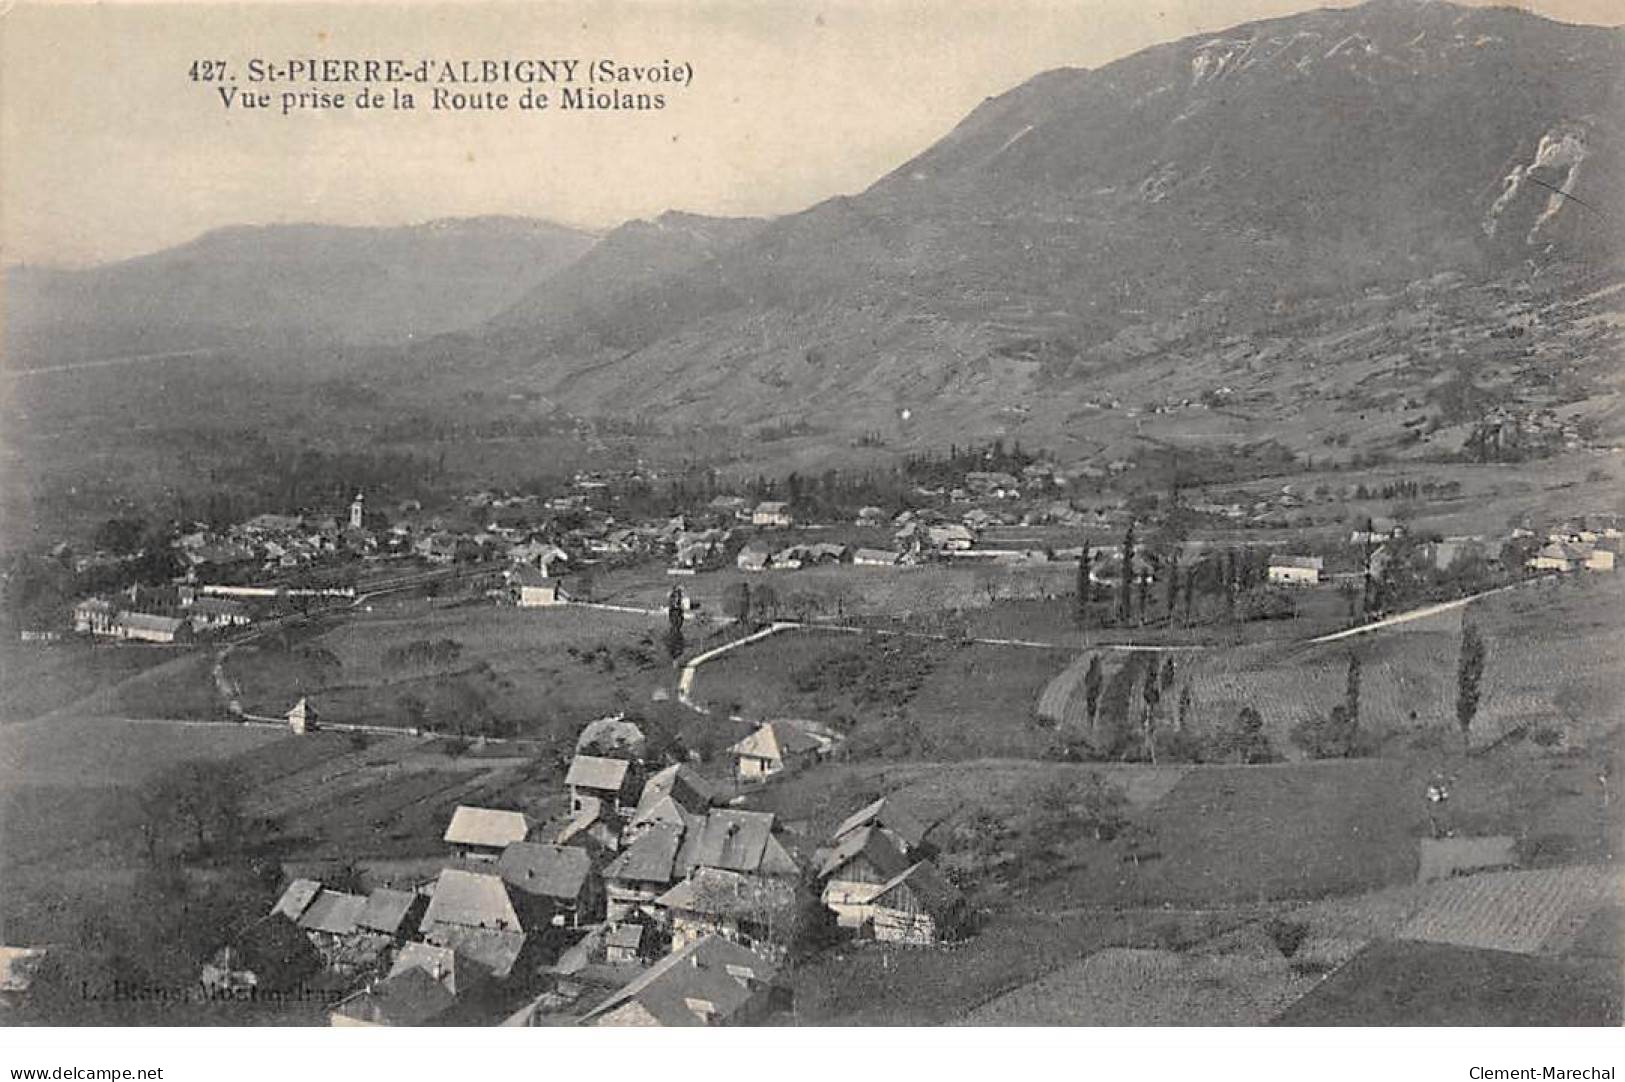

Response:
(71, 583), (253, 643)
(1525, 516), (1621, 574)
(200, 710), (962, 1027)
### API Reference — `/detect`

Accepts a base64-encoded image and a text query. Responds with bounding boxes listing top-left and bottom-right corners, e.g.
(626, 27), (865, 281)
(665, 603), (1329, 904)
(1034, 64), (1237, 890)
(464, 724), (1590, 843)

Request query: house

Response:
(655, 868), (797, 958)
(495, 842), (599, 928)
(114, 612), (192, 643)
(1527, 541), (1613, 573)
(72, 597), (118, 636)
(817, 825), (913, 929)
(637, 763), (719, 816)
(575, 715), (647, 760)
(510, 564), (564, 607)
(419, 869), (523, 937)
(925, 524), (976, 551)
(868, 861), (969, 945)
(443, 806), (531, 861)
(832, 797), (930, 854)
(186, 596), (252, 630)
(1350, 517), (1402, 545)
(329, 966), (459, 1027)
(604, 923), (646, 965)
(565, 755), (637, 817)
(580, 934), (781, 1027)
(728, 720), (828, 781)
(852, 548), (900, 567)
(751, 501), (793, 528)
(602, 823), (686, 923)
(555, 802), (621, 854)
(1267, 555), (1324, 586)
(675, 809), (801, 880)
(286, 697), (317, 735)
(710, 495), (750, 519)
(355, 889), (425, 940)
(387, 941), (491, 1000)
(736, 543), (772, 572)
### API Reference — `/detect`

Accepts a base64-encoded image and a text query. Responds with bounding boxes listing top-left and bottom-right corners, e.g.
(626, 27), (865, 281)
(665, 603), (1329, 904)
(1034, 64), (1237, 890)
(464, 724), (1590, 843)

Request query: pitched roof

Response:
(271, 878), (323, 922)
(356, 889), (420, 936)
(443, 806), (530, 849)
(1269, 555), (1324, 571)
(422, 925), (527, 980)
(332, 966), (456, 1026)
(728, 720), (825, 763)
(605, 924), (645, 950)
(832, 797), (929, 851)
(871, 861), (963, 919)
(420, 869), (522, 934)
(580, 935), (778, 1027)
(817, 824), (912, 881)
(389, 941), (491, 997)
(496, 842), (591, 902)
(655, 867), (796, 921)
(675, 809), (775, 876)
(629, 794), (704, 835)
(565, 754), (631, 792)
(638, 762), (718, 813)
(509, 564), (554, 587)
(117, 612), (188, 634)
(603, 824), (684, 884)
(296, 889), (367, 936)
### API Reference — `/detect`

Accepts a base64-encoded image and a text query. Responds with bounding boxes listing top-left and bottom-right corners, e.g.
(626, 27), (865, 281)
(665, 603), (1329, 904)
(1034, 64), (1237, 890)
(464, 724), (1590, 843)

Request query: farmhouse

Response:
(656, 868), (797, 958)
(736, 544), (773, 572)
(728, 720), (829, 781)
(565, 755), (638, 817)
(604, 923), (646, 965)
(1267, 555), (1325, 586)
(751, 501), (794, 528)
(602, 823), (685, 922)
(675, 809), (801, 880)
(868, 861), (970, 945)
(355, 889), (425, 940)
(389, 941), (491, 999)
(509, 564), (564, 607)
(579, 934), (781, 1027)
(114, 611), (192, 643)
(420, 869), (523, 936)
(833, 797), (929, 854)
(71, 597), (118, 636)
(444, 806), (531, 861)
(329, 966), (459, 1027)
(186, 596), (252, 630)
(638, 762), (720, 815)
(496, 842), (599, 928)
(853, 547), (900, 567)
(818, 825), (913, 929)
(286, 697), (317, 734)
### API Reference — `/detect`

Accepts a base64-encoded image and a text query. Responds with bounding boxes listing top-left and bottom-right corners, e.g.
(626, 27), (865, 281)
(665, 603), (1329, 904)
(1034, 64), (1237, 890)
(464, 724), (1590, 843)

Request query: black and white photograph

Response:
(0, 0), (1621, 1058)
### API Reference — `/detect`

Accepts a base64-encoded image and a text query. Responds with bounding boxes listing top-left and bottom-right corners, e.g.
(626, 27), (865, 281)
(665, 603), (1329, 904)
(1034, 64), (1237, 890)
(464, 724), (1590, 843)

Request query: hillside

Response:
(466, 0), (1625, 451)
(2, 216), (598, 365)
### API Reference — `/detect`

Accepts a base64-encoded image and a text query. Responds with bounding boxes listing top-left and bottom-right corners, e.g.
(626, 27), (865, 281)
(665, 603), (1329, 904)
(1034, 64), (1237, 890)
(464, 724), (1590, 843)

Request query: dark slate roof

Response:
(817, 824), (912, 881)
(603, 824), (684, 884)
(675, 809), (776, 876)
(296, 889), (366, 936)
(832, 797), (929, 851)
(580, 935), (778, 1027)
(496, 842), (591, 902)
(332, 966), (456, 1026)
(356, 889), (420, 936)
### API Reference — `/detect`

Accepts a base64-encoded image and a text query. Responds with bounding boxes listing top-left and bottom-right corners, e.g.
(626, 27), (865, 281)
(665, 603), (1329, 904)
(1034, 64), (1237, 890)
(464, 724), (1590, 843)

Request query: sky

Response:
(1, 0), (1619, 267)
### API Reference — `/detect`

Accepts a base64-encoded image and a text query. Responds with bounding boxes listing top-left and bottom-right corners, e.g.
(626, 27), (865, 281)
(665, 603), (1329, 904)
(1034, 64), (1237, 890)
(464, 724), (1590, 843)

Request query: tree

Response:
(1345, 652), (1362, 728)
(722, 580), (752, 623)
(1140, 660), (1162, 762)
(1176, 682), (1193, 732)
(1074, 545), (1092, 629)
(665, 586), (686, 661)
(1075, 772), (1130, 840)
(752, 583), (779, 620)
(1164, 551), (1180, 619)
(1116, 523), (1136, 624)
(1136, 563), (1152, 627)
(140, 761), (247, 860)
(1082, 655), (1104, 730)
(1290, 704), (1360, 759)
(1219, 706), (1274, 764)
(1456, 623), (1486, 752)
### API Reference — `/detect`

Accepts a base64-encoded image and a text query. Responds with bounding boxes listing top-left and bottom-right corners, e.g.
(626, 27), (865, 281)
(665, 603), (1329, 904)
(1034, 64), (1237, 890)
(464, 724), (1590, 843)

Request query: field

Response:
(1397, 865), (1620, 955)
(1275, 939), (1622, 1026)
(0, 640), (186, 722)
(227, 599), (671, 739)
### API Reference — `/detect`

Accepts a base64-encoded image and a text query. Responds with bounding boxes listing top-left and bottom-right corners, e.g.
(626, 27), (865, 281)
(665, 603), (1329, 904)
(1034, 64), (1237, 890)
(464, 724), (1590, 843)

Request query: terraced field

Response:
(1399, 865), (1620, 955)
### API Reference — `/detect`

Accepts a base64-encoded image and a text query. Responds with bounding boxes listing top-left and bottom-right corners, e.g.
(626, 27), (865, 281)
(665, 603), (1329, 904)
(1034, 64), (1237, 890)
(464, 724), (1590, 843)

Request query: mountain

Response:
(471, 0), (1625, 449)
(2, 217), (598, 366)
